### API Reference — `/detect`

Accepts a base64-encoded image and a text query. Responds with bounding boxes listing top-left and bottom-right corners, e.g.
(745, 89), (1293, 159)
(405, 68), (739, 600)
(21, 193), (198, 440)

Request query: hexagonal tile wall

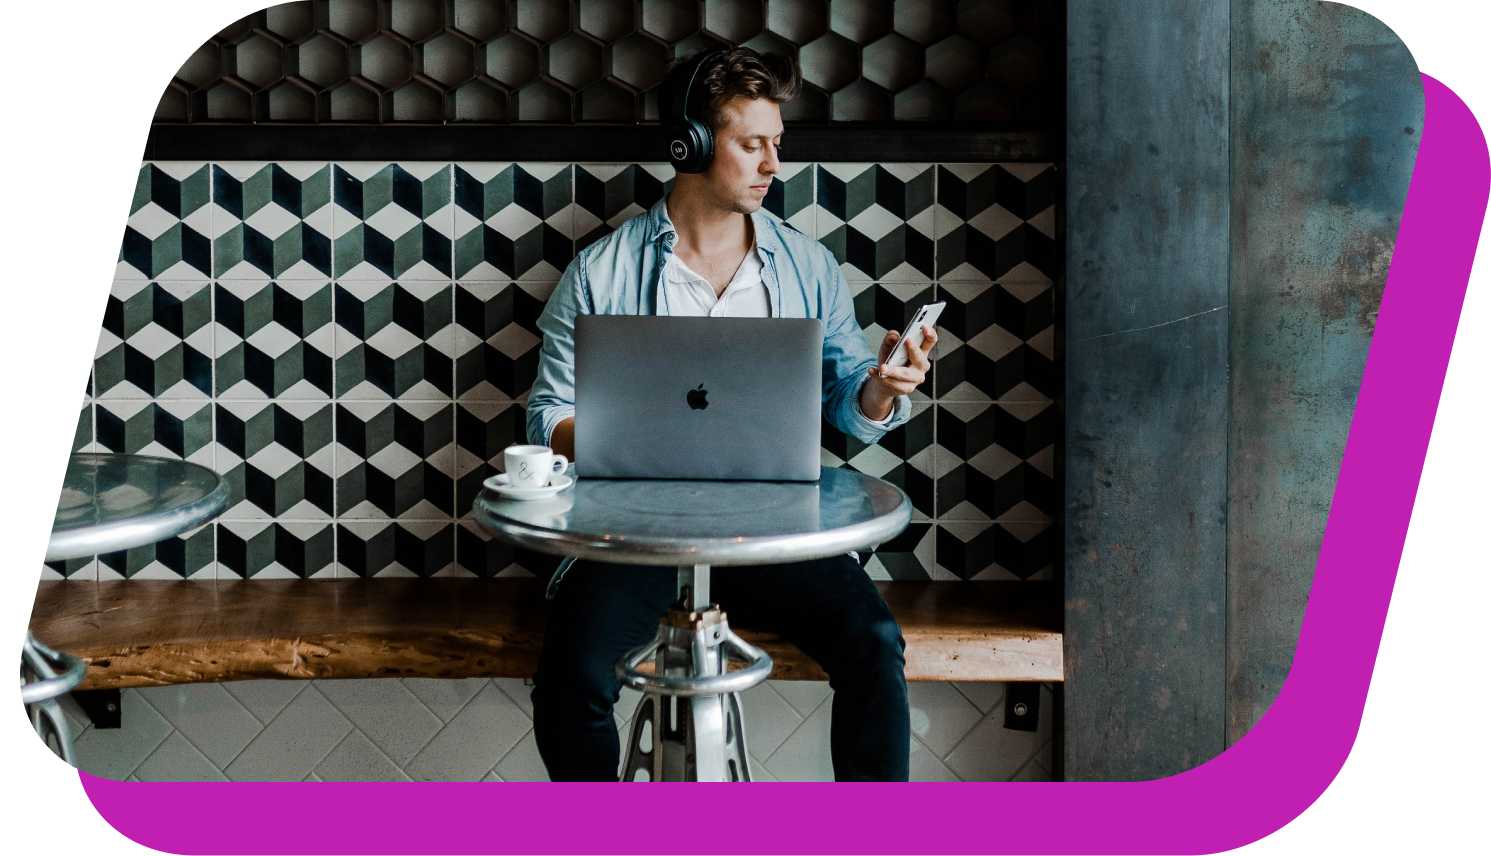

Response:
(152, 0), (1058, 125)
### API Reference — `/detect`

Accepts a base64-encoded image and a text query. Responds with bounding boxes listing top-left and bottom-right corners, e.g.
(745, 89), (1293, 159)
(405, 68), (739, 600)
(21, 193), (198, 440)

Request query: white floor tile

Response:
(493, 730), (550, 782)
(737, 684), (805, 760)
(315, 678), (444, 766)
(483, 769), (504, 782)
(133, 732), (227, 782)
(222, 680), (305, 724)
(747, 757), (778, 781)
(70, 689), (174, 781)
(315, 730), (412, 782)
(951, 681), (1005, 715)
(491, 678), (534, 719)
(767, 680), (832, 717)
(908, 682), (984, 758)
(762, 697), (834, 782)
(942, 710), (1047, 782)
(405, 684), (530, 782)
(224, 685), (353, 781)
(400, 677), (486, 722)
(137, 683), (264, 768)
(1011, 754), (1053, 782)
(908, 734), (962, 781)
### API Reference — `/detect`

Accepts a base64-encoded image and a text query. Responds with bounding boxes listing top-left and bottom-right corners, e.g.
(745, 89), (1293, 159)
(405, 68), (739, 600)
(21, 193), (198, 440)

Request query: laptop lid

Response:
(574, 316), (824, 481)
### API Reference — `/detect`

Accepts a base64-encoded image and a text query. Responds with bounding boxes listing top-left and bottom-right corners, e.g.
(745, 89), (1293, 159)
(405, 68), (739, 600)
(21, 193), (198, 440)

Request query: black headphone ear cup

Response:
(688, 118), (712, 173)
(692, 118), (714, 172)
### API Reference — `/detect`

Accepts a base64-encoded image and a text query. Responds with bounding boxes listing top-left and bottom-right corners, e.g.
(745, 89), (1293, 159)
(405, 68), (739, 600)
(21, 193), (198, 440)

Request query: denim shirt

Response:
(526, 197), (911, 598)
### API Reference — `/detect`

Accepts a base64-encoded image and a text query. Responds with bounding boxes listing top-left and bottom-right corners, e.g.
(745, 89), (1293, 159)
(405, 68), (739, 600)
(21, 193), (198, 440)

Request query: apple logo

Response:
(686, 384), (709, 410)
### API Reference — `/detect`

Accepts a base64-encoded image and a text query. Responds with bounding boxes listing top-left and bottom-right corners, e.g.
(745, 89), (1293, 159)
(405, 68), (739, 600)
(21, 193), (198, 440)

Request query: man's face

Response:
(702, 97), (784, 214)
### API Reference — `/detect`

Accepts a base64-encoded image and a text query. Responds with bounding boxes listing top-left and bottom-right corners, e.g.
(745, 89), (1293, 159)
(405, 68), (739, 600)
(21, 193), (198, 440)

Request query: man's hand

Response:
(860, 325), (937, 421)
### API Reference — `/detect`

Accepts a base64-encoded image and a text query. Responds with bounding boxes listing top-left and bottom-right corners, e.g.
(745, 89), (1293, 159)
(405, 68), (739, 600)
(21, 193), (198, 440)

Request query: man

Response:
(524, 48), (937, 782)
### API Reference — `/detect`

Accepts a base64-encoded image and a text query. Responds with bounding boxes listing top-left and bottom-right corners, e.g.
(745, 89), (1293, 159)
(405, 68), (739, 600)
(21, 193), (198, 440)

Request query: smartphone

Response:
(884, 302), (946, 368)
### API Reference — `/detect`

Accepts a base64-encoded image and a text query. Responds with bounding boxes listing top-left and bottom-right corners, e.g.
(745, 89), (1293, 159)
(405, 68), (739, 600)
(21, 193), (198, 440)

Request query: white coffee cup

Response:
(504, 444), (568, 488)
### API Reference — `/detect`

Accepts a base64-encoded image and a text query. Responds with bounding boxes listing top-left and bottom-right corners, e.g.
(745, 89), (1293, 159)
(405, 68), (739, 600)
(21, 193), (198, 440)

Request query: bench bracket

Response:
(71, 689), (122, 729)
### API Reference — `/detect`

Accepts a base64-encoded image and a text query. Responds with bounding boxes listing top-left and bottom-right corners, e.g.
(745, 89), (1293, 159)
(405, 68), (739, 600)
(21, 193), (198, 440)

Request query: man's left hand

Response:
(860, 325), (937, 420)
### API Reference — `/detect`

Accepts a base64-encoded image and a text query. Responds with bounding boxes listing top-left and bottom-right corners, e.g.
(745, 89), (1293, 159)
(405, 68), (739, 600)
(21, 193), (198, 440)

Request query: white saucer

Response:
(484, 472), (574, 500)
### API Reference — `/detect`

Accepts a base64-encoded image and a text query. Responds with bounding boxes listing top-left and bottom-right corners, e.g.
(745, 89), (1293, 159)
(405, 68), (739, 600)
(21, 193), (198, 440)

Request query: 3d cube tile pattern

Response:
(60, 676), (1053, 782)
(333, 163), (455, 280)
(211, 163), (333, 279)
(334, 281), (456, 398)
(95, 281), (213, 399)
(454, 164), (576, 279)
(117, 164), (212, 280)
(157, 0), (1060, 125)
(215, 281), (334, 398)
(61, 157), (1058, 584)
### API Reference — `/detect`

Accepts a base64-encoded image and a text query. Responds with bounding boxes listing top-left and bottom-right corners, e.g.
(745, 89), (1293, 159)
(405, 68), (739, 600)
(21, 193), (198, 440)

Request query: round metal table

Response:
(26, 454), (230, 763)
(472, 466), (911, 782)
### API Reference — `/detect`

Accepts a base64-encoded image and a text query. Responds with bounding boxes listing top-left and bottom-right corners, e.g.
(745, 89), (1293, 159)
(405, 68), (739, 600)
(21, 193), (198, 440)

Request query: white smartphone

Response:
(884, 302), (946, 368)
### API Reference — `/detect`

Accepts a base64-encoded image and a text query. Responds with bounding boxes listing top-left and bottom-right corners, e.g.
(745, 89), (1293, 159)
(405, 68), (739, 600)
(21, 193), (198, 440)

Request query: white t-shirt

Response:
(660, 245), (770, 317)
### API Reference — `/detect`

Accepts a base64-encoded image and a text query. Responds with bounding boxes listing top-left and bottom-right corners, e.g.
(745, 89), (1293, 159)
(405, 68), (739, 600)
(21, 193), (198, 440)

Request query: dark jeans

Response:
(530, 554), (911, 782)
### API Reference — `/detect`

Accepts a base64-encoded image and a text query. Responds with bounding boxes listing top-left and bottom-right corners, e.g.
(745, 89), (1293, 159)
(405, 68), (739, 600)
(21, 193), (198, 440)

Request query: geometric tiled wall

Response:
(49, 159), (1058, 582)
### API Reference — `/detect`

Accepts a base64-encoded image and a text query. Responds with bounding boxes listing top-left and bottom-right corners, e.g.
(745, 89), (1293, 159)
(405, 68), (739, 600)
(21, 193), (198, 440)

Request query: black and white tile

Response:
(454, 401), (527, 517)
(97, 523), (217, 581)
(936, 520), (1055, 581)
(117, 163), (212, 281)
(214, 281), (334, 399)
(214, 401), (335, 520)
(456, 520), (564, 581)
(336, 521), (455, 577)
(821, 403), (936, 520)
(333, 282), (455, 400)
(454, 164), (575, 280)
(934, 280), (1055, 402)
(218, 520), (335, 579)
(335, 401), (455, 519)
(95, 281), (212, 399)
(333, 163), (455, 281)
(453, 282), (549, 401)
(816, 163), (935, 282)
(95, 399), (213, 465)
(934, 402), (1056, 522)
(210, 163), (333, 280)
(574, 164), (672, 251)
(760, 163), (815, 234)
(856, 522), (941, 581)
(934, 164), (1057, 282)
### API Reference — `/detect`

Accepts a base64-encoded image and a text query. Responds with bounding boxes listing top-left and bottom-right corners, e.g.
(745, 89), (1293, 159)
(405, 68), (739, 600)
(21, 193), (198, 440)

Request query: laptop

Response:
(574, 316), (824, 481)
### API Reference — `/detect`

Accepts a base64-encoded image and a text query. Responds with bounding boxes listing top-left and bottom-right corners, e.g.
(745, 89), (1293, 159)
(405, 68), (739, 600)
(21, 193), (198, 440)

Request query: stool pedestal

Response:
(614, 565), (772, 782)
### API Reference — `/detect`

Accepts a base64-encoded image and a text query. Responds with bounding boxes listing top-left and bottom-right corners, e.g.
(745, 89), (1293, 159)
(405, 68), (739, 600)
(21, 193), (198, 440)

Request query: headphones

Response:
(665, 50), (724, 174)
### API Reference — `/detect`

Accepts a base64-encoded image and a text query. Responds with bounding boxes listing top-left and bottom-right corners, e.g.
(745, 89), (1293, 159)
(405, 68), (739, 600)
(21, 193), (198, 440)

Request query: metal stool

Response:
(20, 634), (87, 765)
(615, 565), (772, 782)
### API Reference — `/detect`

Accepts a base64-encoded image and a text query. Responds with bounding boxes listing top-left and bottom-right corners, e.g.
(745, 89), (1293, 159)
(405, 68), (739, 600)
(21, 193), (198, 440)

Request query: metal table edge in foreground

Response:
(30, 453), (230, 764)
(472, 466), (912, 782)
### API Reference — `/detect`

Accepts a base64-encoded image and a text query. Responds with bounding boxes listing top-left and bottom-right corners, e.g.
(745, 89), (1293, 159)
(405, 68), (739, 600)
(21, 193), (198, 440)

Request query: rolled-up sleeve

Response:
(818, 249), (912, 444)
(525, 253), (591, 445)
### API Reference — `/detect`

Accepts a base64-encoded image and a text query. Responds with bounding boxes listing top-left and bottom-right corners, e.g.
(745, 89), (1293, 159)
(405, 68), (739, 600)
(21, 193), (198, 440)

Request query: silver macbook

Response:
(574, 316), (823, 481)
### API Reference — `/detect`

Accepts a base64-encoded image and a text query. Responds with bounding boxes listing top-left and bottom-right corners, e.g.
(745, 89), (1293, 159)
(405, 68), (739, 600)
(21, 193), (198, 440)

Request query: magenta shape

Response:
(76, 73), (1488, 855)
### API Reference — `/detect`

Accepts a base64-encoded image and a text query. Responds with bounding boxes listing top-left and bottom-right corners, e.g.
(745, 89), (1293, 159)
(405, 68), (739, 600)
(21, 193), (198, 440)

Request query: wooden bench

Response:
(28, 579), (1063, 690)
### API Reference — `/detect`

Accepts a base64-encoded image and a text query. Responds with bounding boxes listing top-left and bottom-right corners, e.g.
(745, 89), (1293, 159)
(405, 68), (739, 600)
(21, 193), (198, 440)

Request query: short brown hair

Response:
(663, 47), (801, 132)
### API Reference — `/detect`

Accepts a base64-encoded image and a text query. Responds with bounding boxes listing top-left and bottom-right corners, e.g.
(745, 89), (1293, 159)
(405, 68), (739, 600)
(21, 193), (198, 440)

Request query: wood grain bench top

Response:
(29, 579), (1063, 689)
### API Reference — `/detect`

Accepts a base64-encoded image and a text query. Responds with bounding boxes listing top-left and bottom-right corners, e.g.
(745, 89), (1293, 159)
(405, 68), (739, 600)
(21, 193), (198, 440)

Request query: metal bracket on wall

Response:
(1004, 682), (1040, 732)
(71, 689), (122, 729)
